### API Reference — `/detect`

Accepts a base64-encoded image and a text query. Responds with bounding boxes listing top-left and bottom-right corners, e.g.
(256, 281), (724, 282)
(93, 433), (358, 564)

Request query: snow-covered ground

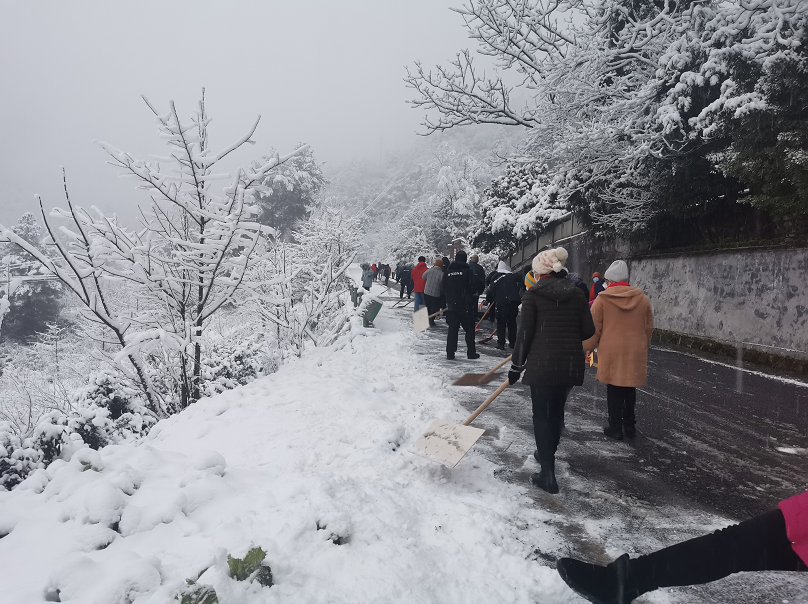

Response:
(0, 276), (577, 603)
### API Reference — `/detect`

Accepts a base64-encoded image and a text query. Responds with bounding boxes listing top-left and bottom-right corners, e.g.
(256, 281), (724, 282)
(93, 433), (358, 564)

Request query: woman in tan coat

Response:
(584, 260), (653, 440)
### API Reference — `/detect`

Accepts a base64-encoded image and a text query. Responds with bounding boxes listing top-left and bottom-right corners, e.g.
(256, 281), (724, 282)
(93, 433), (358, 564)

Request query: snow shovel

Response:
(478, 328), (497, 344)
(452, 354), (512, 386)
(413, 378), (510, 467)
(413, 308), (445, 333)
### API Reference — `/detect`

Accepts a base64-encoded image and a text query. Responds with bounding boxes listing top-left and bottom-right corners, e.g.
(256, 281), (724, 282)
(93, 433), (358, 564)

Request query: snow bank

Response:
(0, 285), (571, 603)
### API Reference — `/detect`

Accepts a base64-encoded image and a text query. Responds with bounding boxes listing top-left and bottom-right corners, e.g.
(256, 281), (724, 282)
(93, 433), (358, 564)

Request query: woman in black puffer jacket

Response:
(509, 247), (595, 494)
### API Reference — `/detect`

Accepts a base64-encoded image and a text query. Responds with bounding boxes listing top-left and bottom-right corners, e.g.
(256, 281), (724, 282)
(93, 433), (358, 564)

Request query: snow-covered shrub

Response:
(68, 371), (156, 445)
(31, 410), (69, 466)
(201, 338), (264, 397)
(0, 424), (39, 490)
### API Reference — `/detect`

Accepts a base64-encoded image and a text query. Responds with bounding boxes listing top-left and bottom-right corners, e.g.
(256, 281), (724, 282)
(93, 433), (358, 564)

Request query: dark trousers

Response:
(496, 301), (519, 347)
(425, 294), (440, 325)
(445, 309), (476, 358)
(399, 280), (413, 298)
(607, 384), (636, 429)
(632, 508), (806, 594)
(531, 385), (572, 464)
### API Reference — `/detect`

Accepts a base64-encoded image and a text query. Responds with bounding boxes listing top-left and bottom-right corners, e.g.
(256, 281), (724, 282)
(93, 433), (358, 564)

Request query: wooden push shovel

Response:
(413, 307), (445, 333)
(474, 304), (492, 332)
(413, 378), (510, 467)
(452, 354), (512, 386)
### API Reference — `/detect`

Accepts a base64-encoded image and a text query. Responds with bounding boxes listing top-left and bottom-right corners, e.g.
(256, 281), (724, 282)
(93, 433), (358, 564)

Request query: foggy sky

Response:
(0, 0), (479, 227)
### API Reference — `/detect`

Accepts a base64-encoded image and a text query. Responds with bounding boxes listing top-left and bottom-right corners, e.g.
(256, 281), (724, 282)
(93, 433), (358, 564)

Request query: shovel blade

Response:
(412, 419), (485, 467)
(451, 372), (501, 386)
(413, 307), (430, 333)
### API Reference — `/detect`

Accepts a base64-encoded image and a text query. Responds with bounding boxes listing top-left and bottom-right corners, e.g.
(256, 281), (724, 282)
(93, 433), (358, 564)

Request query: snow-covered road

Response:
(3, 276), (806, 603)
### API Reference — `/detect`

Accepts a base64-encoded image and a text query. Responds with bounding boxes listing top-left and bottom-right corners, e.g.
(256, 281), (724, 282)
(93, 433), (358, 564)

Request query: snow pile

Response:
(0, 287), (572, 603)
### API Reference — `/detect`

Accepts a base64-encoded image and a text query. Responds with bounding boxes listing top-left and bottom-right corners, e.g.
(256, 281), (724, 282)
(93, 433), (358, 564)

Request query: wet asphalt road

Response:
(383, 293), (808, 603)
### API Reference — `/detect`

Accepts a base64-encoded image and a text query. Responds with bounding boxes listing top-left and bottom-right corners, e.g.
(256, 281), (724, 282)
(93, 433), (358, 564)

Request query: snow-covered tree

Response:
(0, 213), (64, 340)
(247, 204), (360, 357)
(407, 0), (808, 235)
(0, 92), (305, 413)
(253, 145), (327, 238)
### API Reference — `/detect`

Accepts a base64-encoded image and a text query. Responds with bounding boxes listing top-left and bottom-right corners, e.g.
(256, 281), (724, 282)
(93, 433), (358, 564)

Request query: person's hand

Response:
(508, 369), (522, 385)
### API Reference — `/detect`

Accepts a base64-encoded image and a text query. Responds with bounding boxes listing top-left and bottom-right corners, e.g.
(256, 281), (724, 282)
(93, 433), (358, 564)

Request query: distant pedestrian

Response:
(568, 272), (590, 300)
(422, 259), (444, 326)
(468, 254), (487, 310)
(398, 265), (412, 299)
(439, 256), (450, 315)
(584, 259), (653, 440)
(557, 489), (808, 603)
(360, 262), (375, 291)
(519, 266), (535, 297)
(487, 261), (521, 350)
(443, 250), (483, 360)
(383, 265), (391, 286)
(509, 247), (595, 494)
(589, 271), (605, 305)
(410, 256), (429, 313)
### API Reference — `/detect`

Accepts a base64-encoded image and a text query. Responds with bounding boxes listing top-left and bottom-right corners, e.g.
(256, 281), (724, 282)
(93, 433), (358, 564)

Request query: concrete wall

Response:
(628, 249), (808, 359)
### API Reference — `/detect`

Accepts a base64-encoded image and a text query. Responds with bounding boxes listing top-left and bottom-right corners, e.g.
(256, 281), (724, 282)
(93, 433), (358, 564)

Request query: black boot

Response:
(603, 424), (624, 440)
(556, 554), (642, 604)
(530, 460), (558, 494)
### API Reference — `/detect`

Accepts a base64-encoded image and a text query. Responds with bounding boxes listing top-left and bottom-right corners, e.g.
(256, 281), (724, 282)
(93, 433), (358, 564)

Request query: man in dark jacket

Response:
(509, 247), (595, 494)
(487, 260), (521, 350)
(443, 250), (483, 360)
(469, 254), (486, 307)
(398, 265), (412, 299)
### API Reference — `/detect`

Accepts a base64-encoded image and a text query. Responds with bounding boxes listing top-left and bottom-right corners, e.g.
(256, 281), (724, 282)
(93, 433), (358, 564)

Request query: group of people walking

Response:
(368, 248), (807, 602)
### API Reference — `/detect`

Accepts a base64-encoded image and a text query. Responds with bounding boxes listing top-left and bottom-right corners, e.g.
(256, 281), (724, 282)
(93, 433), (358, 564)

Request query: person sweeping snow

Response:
(584, 259), (653, 440)
(487, 260), (521, 350)
(508, 247), (594, 494)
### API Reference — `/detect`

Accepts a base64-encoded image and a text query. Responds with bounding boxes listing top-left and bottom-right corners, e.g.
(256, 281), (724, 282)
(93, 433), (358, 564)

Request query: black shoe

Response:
(429, 321), (436, 327)
(623, 426), (636, 438)
(467, 352), (480, 359)
(508, 343), (515, 349)
(495, 344), (505, 351)
(447, 354), (455, 360)
(533, 450), (540, 463)
(530, 468), (559, 494)
(556, 554), (640, 604)
(603, 425), (624, 440)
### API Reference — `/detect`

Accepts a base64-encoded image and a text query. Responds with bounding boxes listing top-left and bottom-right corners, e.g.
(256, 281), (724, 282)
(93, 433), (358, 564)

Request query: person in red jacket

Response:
(556, 490), (808, 603)
(410, 256), (428, 313)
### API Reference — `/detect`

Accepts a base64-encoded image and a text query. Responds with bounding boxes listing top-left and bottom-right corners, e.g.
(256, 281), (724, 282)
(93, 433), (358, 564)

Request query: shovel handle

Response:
(462, 378), (510, 426)
(475, 304), (491, 330)
(480, 354), (512, 381)
(428, 309), (445, 319)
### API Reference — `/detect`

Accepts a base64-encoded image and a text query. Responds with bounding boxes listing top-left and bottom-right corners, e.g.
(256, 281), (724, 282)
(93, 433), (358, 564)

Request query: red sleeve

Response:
(779, 490), (808, 565)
